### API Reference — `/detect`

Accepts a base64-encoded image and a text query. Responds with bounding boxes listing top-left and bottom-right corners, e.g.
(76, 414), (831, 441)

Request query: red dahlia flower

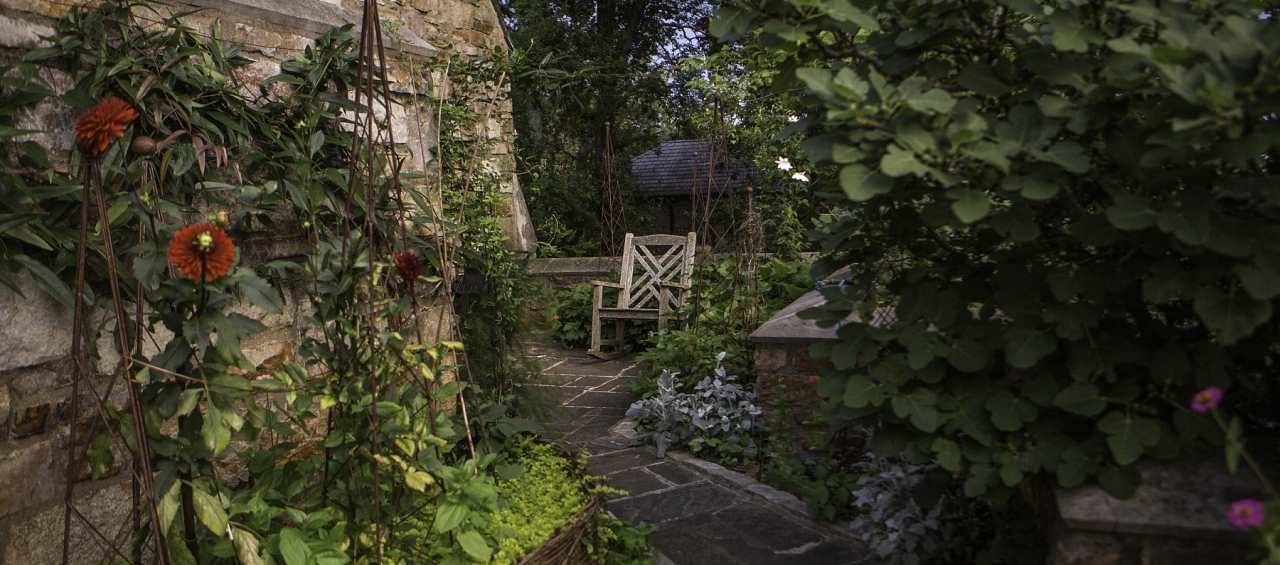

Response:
(75, 98), (138, 156)
(168, 223), (236, 282)
(395, 252), (421, 282)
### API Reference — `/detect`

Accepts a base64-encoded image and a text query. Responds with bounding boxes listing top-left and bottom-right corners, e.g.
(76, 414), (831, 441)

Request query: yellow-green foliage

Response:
(489, 441), (588, 565)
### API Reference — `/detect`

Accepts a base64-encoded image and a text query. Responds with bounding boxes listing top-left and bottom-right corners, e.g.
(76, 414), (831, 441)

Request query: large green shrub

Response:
(713, 0), (1280, 549)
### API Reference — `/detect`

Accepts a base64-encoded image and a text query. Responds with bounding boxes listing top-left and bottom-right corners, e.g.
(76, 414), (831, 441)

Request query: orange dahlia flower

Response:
(168, 223), (236, 282)
(75, 98), (138, 156)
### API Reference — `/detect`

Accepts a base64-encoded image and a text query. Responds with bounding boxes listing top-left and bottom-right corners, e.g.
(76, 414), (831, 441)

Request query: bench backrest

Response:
(617, 232), (697, 311)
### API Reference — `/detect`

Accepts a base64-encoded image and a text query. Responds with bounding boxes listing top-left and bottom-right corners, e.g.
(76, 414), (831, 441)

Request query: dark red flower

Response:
(395, 252), (421, 282)
(75, 99), (138, 156)
(168, 223), (236, 282)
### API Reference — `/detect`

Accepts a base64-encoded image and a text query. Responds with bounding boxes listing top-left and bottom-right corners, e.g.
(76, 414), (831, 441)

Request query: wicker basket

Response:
(514, 442), (604, 565)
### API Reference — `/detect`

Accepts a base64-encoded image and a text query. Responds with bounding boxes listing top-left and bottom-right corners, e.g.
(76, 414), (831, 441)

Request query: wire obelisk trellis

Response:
(63, 156), (168, 565)
(601, 121), (626, 256)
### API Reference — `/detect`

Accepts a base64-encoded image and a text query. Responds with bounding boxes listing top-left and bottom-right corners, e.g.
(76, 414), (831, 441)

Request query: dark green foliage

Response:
(715, 0), (1280, 542)
(548, 282), (594, 349)
(632, 255), (815, 396)
(505, 0), (713, 255)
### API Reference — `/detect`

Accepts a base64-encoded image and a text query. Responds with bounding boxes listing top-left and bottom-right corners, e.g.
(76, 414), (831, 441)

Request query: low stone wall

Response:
(1048, 444), (1273, 565)
(0, 0), (521, 561)
(749, 289), (836, 451)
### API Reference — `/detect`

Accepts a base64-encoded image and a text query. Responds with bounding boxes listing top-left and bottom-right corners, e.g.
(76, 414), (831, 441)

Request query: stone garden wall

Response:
(0, 0), (529, 561)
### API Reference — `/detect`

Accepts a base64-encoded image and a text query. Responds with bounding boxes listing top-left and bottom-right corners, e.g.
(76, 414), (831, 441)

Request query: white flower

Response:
(775, 157), (792, 171)
(788, 115), (799, 123)
(792, 171), (810, 182)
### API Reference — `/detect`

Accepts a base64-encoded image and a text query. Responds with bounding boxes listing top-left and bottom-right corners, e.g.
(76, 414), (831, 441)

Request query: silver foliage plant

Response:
(626, 352), (762, 458)
(847, 454), (987, 565)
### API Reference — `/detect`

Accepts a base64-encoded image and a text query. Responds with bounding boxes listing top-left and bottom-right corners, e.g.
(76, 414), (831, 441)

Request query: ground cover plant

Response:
(626, 352), (763, 462)
(713, 0), (1280, 561)
(0, 1), (655, 563)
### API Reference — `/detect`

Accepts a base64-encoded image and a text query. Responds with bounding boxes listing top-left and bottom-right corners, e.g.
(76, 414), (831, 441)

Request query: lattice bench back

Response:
(618, 232), (697, 312)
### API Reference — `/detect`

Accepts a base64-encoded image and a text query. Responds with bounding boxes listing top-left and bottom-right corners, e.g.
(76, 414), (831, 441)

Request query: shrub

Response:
(714, 0), (1280, 518)
(626, 353), (762, 461)
(846, 454), (989, 565)
(548, 282), (594, 349)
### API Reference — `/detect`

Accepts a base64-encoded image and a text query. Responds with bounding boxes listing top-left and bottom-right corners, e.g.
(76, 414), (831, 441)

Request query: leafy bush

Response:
(715, 0), (1280, 520)
(548, 282), (594, 349)
(626, 353), (762, 461)
(846, 454), (989, 565)
(630, 256), (815, 397)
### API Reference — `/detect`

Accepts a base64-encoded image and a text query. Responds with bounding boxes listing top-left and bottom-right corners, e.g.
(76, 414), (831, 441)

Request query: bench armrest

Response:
(660, 281), (691, 290)
(590, 280), (625, 289)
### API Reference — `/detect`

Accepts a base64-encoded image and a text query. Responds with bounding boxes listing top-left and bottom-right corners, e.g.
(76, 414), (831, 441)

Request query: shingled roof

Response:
(630, 140), (754, 197)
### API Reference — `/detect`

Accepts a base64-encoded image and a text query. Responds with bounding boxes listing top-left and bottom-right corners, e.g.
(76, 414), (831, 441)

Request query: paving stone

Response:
(609, 482), (742, 524)
(606, 468), (670, 498)
(646, 462), (702, 485)
(652, 507), (866, 565)
(565, 391), (633, 409)
(562, 375), (618, 388)
(552, 359), (637, 376)
(588, 447), (664, 475)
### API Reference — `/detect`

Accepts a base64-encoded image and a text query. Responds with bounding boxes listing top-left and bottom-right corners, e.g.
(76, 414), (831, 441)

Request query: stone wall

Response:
(0, 0), (527, 561)
(749, 290), (836, 452)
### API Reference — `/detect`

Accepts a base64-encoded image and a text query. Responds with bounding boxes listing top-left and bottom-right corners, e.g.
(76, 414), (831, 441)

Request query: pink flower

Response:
(1191, 387), (1224, 413)
(1229, 499), (1265, 530)
(255, 374), (274, 381)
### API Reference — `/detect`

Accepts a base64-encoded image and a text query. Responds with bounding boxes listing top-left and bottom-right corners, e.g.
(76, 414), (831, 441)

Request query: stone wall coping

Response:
(178, 0), (438, 58)
(1055, 444), (1276, 540)
(527, 256), (622, 277)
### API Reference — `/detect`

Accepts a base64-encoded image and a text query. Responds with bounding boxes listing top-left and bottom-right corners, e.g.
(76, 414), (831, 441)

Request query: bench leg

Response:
(589, 285), (604, 357)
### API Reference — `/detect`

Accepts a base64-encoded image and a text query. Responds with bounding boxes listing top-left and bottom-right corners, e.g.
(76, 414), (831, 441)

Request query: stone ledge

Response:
(177, 0), (438, 58)
(1055, 446), (1275, 540)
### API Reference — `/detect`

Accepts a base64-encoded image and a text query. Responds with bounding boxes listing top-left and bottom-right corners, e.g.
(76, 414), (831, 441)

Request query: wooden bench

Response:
(588, 232), (697, 359)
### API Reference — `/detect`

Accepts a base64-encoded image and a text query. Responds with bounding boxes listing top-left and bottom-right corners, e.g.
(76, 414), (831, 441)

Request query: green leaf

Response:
(239, 272), (284, 313)
(457, 530), (492, 561)
(61, 88), (97, 110)
(1004, 328), (1057, 368)
(404, 469), (435, 492)
(191, 486), (228, 535)
(1193, 286), (1273, 345)
(880, 145), (928, 177)
(1038, 141), (1091, 173)
(1053, 382), (1107, 416)
(433, 502), (467, 533)
(949, 188), (991, 224)
(1156, 207), (1210, 246)
(12, 255), (73, 308)
(839, 164), (892, 201)
(278, 528), (312, 565)
(1106, 193), (1156, 230)
(202, 403), (231, 456)
(1000, 175), (1059, 200)
(842, 375), (883, 408)
(903, 88), (956, 115)
(958, 64), (1009, 97)
(1098, 411), (1161, 465)
(1097, 466), (1136, 499)
(1048, 12), (1098, 53)
(709, 7), (756, 41)
(232, 528), (266, 565)
(825, 0), (879, 30)
(1234, 254), (1280, 300)
(985, 393), (1038, 431)
(933, 438), (962, 471)
(946, 338), (989, 372)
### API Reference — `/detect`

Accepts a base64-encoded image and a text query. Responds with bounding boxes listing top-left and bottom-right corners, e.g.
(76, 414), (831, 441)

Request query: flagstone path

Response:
(525, 335), (871, 565)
